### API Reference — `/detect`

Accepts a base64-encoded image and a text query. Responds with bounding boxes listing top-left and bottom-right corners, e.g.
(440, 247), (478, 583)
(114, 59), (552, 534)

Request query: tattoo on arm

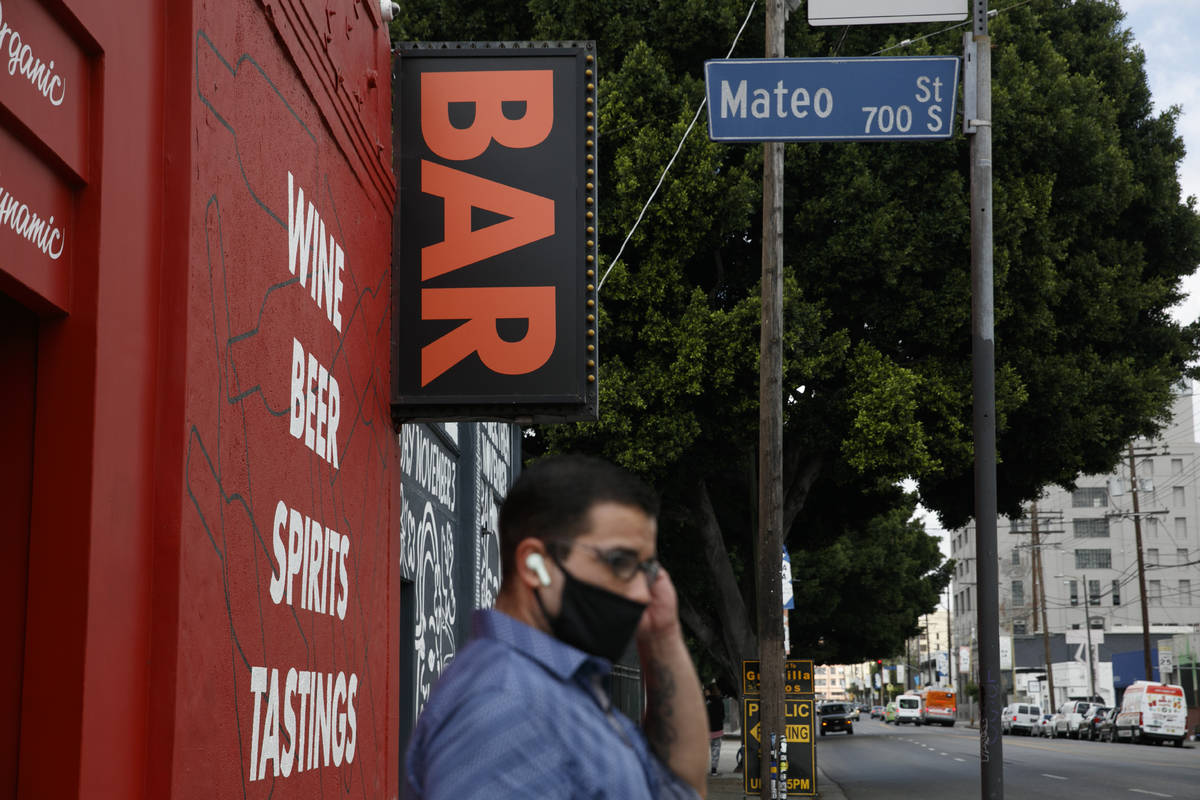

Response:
(643, 657), (678, 764)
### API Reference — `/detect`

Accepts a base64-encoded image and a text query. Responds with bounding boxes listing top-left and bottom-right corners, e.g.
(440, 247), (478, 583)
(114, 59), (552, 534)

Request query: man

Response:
(404, 455), (708, 799)
(705, 684), (725, 776)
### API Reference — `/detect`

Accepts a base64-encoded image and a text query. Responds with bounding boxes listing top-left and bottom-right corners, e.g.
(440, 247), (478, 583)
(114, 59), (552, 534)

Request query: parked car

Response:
(1001, 703), (1042, 736)
(870, 705), (884, 719)
(1036, 713), (1054, 738)
(1095, 707), (1120, 743)
(884, 702), (897, 723)
(1052, 700), (1097, 739)
(1114, 681), (1188, 746)
(1081, 706), (1112, 741)
(817, 702), (855, 736)
(895, 694), (922, 725)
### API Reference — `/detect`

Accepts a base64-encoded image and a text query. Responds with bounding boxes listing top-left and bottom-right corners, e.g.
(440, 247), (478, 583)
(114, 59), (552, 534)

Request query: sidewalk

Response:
(705, 736), (847, 800)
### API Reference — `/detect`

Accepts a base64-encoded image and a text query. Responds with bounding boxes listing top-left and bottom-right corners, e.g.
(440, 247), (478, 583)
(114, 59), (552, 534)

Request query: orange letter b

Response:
(421, 70), (554, 161)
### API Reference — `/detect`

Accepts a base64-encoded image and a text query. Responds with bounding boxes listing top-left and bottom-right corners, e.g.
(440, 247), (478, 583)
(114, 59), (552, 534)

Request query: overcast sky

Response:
(1121, 0), (1200, 325)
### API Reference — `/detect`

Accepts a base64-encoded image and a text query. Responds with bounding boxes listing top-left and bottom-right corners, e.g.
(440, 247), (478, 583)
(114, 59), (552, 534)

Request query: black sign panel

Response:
(742, 659), (817, 796)
(742, 697), (817, 797)
(743, 659), (815, 697)
(392, 43), (599, 422)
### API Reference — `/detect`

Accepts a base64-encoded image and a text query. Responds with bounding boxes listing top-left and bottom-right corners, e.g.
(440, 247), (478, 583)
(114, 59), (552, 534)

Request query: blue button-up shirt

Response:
(404, 609), (701, 800)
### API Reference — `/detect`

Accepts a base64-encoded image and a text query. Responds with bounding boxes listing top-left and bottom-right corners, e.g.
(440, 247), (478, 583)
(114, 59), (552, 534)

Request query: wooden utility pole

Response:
(756, 1), (785, 797)
(1129, 442), (1153, 679)
(1032, 501), (1055, 711)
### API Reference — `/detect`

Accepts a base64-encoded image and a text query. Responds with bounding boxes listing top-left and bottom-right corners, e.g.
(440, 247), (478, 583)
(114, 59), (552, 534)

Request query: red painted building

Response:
(2, 1), (401, 796)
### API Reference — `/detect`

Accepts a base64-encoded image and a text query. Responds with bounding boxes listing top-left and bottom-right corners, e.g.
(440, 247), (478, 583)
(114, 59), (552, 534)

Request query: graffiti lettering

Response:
(400, 424), (456, 511)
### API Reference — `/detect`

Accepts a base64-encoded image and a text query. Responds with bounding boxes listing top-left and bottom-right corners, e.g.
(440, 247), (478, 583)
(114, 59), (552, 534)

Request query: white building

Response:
(950, 384), (1200, 707)
(814, 663), (852, 701)
(906, 608), (952, 689)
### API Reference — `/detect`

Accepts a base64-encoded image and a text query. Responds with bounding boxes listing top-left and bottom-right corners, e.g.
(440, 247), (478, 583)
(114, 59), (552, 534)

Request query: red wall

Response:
(2, 1), (398, 796)
(173, 0), (397, 795)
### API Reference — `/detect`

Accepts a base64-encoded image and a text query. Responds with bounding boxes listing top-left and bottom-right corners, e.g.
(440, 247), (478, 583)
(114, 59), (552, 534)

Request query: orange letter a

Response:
(420, 160), (555, 280)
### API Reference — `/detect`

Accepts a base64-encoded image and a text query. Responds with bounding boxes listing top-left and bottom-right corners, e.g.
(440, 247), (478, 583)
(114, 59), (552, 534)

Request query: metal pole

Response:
(969, 1), (1003, 795)
(947, 586), (953, 696)
(1083, 572), (1096, 701)
(1128, 442), (1153, 680)
(757, 1), (786, 797)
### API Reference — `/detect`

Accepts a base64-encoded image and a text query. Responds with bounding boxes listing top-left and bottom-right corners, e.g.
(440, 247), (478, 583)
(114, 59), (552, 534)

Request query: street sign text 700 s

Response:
(704, 57), (960, 142)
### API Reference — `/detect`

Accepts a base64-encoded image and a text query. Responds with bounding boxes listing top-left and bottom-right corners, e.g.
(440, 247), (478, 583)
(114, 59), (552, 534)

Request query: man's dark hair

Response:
(499, 454), (659, 580)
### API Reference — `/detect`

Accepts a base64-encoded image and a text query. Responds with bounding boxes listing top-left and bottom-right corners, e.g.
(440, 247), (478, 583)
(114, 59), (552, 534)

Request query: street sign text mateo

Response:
(705, 57), (959, 142)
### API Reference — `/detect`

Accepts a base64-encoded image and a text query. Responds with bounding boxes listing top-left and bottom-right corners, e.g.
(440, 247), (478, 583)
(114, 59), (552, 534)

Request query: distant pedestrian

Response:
(403, 455), (708, 799)
(706, 684), (726, 776)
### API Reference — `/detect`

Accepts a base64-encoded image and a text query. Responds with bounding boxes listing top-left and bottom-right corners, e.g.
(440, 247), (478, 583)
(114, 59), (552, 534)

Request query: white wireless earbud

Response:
(526, 552), (552, 587)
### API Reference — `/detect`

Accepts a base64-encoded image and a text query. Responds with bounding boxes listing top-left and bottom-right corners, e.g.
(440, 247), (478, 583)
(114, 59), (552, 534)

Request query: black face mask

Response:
(537, 564), (647, 662)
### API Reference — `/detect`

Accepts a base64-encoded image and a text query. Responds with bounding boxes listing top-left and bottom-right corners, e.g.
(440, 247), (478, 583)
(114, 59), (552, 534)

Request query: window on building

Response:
(1140, 458), (1155, 476)
(954, 595), (960, 615)
(1172, 458), (1184, 475)
(1073, 518), (1109, 538)
(1088, 579), (1101, 607)
(1149, 580), (1162, 605)
(1075, 549), (1112, 569)
(1012, 549), (1020, 565)
(1072, 487), (1108, 507)
(1012, 580), (1024, 606)
(1069, 580), (1079, 606)
(1112, 580), (1121, 607)
(1009, 517), (1030, 534)
(1176, 517), (1188, 538)
(1147, 548), (1159, 566)
(1013, 620), (1027, 635)
(1178, 548), (1189, 565)
(1173, 486), (1186, 508)
(1181, 580), (1193, 606)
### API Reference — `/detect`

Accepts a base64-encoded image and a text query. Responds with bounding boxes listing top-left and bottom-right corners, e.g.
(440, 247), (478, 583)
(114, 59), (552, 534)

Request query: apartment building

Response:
(950, 385), (1200, 704)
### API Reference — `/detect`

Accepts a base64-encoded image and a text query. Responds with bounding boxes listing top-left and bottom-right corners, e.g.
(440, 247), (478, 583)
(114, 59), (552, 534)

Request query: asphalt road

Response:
(816, 717), (1200, 799)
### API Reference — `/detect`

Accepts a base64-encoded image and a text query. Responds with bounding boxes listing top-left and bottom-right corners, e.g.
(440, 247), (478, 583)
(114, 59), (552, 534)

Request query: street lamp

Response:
(1055, 572), (1097, 702)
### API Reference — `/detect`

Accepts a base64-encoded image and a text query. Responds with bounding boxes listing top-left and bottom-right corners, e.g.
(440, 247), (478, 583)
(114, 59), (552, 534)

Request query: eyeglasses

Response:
(550, 541), (660, 584)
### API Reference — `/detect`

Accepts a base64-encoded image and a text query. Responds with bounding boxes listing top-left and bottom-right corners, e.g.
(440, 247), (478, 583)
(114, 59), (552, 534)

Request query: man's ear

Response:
(515, 538), (552, 588)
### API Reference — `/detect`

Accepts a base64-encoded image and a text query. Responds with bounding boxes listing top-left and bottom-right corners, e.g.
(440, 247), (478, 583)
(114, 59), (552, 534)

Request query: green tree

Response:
(391, 1), (1200, 694)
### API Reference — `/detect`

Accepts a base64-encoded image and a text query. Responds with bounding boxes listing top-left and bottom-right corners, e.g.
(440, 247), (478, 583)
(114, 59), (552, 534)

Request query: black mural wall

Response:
(398, 422), (520, 751)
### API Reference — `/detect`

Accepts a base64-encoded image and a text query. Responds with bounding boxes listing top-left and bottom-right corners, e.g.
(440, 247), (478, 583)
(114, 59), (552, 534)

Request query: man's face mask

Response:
(536, 542), (658, 662)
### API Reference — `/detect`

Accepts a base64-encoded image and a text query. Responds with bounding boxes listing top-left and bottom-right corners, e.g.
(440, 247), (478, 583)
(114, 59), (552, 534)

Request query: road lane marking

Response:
(940, 752), (948, 756)
(1042, 774), (1067, 780)
(1129, 790), (1172, 798)
(954, 758), (965, 762)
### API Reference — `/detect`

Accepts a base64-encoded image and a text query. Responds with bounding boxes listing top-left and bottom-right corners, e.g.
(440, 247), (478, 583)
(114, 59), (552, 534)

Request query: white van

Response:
(1114, 681), (1188, 747)
(1001, 702), (1042, 736)
(895, 694), (922, 725)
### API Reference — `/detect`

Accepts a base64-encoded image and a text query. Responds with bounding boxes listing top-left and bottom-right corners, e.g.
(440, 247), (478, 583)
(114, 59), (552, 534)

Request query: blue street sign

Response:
(704, 56), (959, 142)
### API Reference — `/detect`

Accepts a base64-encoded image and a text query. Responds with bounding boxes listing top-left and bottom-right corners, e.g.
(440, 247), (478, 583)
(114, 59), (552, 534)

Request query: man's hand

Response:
(637, 567), (683, 643)
(636, 567), (708, 797)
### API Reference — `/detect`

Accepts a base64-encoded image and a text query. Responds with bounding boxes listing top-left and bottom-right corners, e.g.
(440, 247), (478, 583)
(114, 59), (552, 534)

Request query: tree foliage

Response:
(391, 1), (1200, 694)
